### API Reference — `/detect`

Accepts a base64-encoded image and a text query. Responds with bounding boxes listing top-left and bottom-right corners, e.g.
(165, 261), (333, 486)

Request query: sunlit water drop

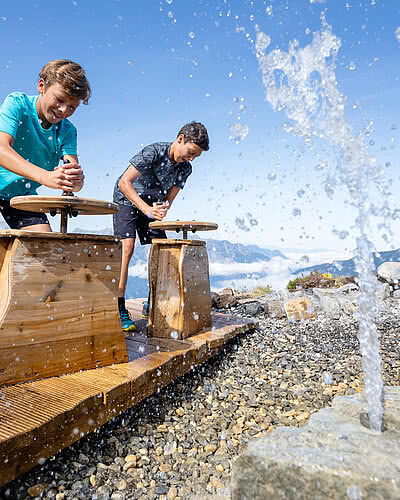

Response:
(230, 123), (249, 143)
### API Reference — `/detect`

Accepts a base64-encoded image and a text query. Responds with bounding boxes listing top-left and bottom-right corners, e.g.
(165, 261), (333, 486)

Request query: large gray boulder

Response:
(231, 388), (400, 500)
(377, 262), (400, 284)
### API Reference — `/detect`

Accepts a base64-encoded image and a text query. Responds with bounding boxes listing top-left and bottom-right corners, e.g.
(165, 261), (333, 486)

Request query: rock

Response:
(377, 262), (400, 284)
(265, 299), (286, 319)
(231, 388), (400, 500)
(284, 297), (316, 321)
(28, 484), (47, 497)
(377, 283), (391, 300)
(240, 301), (265, 317)
(215, 288), (236, 309)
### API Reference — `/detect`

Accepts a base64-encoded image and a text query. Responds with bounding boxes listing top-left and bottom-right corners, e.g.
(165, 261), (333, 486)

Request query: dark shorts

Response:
(0, 199), (49, 229)
(113, 203), (166, 245)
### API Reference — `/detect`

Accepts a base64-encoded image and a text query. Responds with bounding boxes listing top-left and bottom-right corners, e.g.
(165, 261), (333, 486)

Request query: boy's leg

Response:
(136, 212), (167, 319)
(21, 223), (52, 232)
(119, 237), (135, 297)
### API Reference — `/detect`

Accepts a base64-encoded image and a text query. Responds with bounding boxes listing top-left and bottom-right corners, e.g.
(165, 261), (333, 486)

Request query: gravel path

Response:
(1, 301), (399, 500)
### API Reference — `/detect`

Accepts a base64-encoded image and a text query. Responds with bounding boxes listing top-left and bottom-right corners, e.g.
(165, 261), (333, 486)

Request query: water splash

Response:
(256, 14), (388, 431)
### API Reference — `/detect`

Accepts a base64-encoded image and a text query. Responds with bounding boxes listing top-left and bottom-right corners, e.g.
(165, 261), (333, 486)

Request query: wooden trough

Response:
(0, 203), (255, 487)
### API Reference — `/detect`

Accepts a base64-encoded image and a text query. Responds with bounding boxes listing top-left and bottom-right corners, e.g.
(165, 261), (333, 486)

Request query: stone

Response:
(376, 283), (391, 300)
(284, 297), (316, 322)
(231, 388), (400, 500)
(377, 262), (400, 284)
(265, 299), (286, 319)
(216, 289), (237, 309)
(28, 484), (47, 497)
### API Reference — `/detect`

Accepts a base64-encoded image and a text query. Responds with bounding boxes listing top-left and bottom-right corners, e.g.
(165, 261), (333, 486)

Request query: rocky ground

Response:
(1, 300), (400, 500)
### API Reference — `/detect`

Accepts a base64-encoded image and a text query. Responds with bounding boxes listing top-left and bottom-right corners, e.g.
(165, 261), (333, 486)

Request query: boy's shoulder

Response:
(1, 92), (34, 109)
(142, 142), (170, 154)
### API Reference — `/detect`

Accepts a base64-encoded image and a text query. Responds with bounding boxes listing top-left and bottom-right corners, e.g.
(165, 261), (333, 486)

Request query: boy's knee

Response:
(122, 238), (135, 257)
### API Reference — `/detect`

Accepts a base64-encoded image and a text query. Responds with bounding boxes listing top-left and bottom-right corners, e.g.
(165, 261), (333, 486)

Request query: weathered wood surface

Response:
(148, 239), (212, 339)
(10, 195), (119, 216)
(0, 231), (127, 387)
(149, 220), (218, 233)
(0, 301), (255, 487)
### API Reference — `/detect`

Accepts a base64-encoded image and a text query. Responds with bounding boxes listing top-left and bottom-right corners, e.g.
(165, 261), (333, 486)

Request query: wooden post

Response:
(148, 239), (212, 339)
(0, 230), (128, 387)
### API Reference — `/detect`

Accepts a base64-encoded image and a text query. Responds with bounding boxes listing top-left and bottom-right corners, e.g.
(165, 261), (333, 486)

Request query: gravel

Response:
(1, 300), (399, 500)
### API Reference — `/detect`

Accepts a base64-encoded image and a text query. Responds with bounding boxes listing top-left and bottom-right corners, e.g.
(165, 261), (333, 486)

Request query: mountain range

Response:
(293, 248), (400, 277)
(2, 220), (399, 296)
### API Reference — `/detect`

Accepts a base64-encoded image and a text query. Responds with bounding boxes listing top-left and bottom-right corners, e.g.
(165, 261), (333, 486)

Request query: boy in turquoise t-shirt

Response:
(0, 59), (91, 231)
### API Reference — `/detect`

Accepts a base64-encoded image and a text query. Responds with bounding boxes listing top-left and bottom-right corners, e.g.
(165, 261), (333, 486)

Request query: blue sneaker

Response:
(119, 309), (136, 332)
(141, 301), (149, 319)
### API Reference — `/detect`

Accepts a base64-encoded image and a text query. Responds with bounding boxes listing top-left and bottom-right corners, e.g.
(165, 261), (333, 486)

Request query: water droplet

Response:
(188, 32), (195, 39)
(292, 208), (301, 217)
(230, 123), (249, 143)
(297, 189), (305, 198)
(267, 172), (276, 181)
(57, 248), (63, 253)
(105, 265), (111, 270)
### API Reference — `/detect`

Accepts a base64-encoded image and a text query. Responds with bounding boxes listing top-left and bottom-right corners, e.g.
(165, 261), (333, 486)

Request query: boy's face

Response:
(173, 134), (203, 163)
(37, 79), (81, 125)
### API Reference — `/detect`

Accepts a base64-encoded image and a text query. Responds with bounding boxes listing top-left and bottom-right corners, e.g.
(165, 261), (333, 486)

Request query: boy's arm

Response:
(0, 131), (77, 192)
(118, 164), (164, 220)
(166, 185), (181, 207)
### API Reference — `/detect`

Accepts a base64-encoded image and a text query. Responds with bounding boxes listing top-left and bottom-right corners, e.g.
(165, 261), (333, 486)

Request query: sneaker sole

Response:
(122, 324), (136, 332)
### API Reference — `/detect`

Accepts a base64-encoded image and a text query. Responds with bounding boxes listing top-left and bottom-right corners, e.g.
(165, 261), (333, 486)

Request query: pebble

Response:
(1, 302), (399, 499)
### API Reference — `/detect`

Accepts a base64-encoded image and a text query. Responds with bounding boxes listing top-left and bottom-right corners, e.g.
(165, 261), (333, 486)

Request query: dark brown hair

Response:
(39, 59), (91, 104)
(177, 121), (209, 151)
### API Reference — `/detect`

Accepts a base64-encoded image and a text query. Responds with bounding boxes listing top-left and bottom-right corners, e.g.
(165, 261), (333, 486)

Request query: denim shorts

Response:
(113, 203), (166, 245)
(0, 198), (49, 229)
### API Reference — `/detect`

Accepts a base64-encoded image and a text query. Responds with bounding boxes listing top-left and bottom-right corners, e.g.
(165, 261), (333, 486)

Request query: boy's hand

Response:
(63, 162), (85, 192)
(44, 163), (85, 192)
(148, 201), (168, 221)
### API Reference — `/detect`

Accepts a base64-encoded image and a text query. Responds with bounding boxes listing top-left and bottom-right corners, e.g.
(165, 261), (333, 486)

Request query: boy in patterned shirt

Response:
(113, 122), (209, 331)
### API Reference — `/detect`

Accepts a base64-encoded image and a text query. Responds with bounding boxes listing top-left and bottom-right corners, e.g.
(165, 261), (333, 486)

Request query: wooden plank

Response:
(10, 195), (119, 216)
(0, 234), (127, 386)
(148, 241), (212, 340)
(0, 313), (254, 487)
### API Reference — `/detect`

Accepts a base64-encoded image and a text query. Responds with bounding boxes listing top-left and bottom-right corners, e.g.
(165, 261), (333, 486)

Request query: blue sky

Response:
(0, 0), (399, 253)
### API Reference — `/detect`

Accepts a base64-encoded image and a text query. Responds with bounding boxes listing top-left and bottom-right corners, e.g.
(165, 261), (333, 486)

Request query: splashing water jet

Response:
(255, 14), (391, 432)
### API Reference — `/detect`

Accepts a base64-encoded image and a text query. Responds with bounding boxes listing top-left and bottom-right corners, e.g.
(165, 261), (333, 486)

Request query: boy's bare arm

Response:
(118, 164), (164, 220)
(0, 132), (77, 192)
(166, 186), (181, 207)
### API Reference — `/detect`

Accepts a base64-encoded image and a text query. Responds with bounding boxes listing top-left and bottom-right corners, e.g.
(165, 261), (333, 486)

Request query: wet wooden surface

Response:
(0, 299), (255, 487)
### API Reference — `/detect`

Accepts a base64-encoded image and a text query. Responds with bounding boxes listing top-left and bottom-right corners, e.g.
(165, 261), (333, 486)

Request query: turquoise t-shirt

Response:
(0, 92), (78, 200)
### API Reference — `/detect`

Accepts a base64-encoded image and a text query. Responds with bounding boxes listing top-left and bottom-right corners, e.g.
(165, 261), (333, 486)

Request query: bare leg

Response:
(119, 237), (135, 297)
(20, 223), (52, 232)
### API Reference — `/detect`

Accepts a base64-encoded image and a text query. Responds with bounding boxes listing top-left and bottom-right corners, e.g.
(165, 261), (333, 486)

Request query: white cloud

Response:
(128, 261), (148, 279)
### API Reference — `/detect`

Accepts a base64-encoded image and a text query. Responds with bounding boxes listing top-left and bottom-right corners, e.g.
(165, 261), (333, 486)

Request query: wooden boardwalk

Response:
(0, 299), (255, 487)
